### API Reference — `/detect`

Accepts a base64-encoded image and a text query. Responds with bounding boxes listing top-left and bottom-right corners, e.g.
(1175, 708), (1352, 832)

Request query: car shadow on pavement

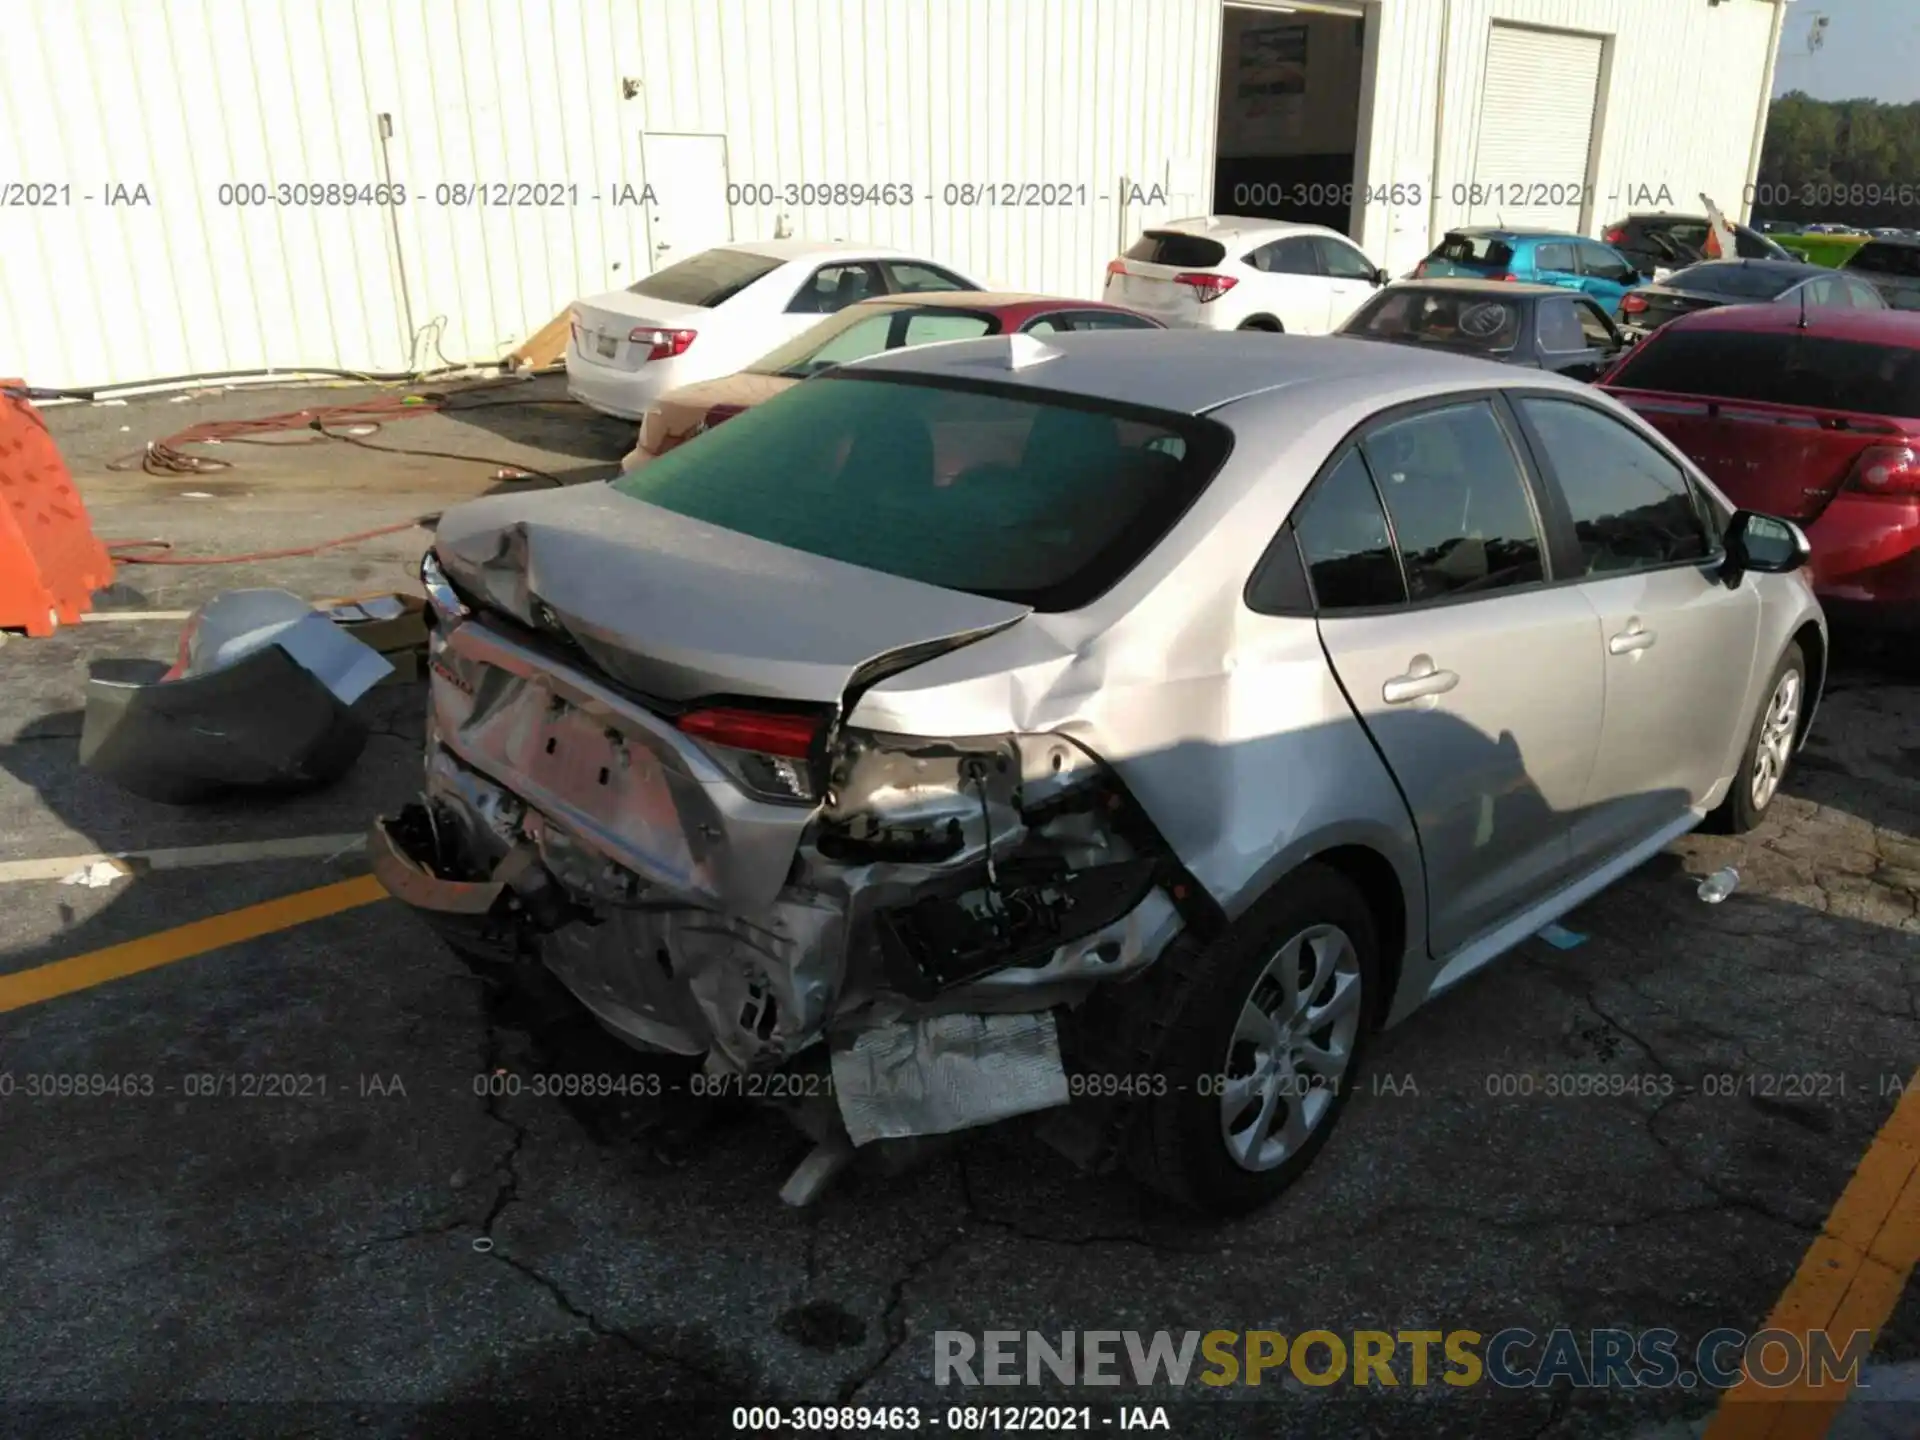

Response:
(433, 374), (634, 482)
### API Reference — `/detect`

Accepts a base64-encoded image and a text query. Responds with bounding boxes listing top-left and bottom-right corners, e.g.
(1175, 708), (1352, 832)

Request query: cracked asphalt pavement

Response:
(1, 383), (1917, 1439)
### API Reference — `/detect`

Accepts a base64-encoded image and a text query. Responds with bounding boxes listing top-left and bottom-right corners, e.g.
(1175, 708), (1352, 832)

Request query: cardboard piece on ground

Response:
(507, 308), (572, 371)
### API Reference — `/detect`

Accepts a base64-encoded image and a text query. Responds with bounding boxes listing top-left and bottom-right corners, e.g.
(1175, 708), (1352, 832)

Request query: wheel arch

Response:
(1790, 619), (1826, 749)
(1238, 314), (1283, 332)
(1303, 844), (1409, 1030)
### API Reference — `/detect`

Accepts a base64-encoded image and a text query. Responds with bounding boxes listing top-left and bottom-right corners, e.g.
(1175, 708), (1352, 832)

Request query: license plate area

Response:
(508, 703), (680, 839)
(596, 332), (620, 359)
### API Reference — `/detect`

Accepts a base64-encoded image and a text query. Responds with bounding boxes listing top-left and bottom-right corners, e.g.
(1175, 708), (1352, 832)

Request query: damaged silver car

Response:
(372, 329), (1827, 1214)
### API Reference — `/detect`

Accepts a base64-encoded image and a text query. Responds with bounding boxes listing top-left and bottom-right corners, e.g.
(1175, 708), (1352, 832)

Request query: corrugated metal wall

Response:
(1358, 0), (1780, 274)
(0, 0), (1218, 390)
(0, 0), (1778, 390)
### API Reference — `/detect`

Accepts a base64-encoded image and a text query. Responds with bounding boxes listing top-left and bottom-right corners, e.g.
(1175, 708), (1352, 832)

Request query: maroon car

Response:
(1601, 304), (1920, 630)
(624, 292), (1163, 468)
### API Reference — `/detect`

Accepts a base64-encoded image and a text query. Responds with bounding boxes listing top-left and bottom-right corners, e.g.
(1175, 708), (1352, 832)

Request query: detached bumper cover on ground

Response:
(79, 589), (394, 804)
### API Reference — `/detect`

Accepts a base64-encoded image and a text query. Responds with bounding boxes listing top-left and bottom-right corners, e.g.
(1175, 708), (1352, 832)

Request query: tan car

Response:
(618, 291), (1161, 469)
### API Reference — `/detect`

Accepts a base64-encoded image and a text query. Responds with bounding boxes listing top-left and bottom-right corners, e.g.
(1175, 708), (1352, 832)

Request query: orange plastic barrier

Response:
(0, 382), (114, 635)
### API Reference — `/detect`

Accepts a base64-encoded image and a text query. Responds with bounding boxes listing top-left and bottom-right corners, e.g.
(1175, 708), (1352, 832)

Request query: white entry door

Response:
(1467, 27), (1603, 233)
(640, 133), (732, 272)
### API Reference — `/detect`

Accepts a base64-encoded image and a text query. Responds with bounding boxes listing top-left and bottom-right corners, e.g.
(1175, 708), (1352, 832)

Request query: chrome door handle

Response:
(1608, 625), (1657, 655)
(1382, 658), (1459, 705)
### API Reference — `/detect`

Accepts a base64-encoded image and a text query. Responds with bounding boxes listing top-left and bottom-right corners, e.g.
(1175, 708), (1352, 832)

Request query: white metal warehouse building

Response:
(0, 0), (1788, 390)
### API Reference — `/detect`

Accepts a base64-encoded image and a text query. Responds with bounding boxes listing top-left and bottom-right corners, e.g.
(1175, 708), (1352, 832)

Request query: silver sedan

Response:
(374, 329), (1825, 1215)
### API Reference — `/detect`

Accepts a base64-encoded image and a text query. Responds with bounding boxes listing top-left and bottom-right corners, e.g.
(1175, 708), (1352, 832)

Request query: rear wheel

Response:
(1126, 863), (1378, 1215)
(1238, 316), (1282, 332)
(1705, 641), (1806, 834)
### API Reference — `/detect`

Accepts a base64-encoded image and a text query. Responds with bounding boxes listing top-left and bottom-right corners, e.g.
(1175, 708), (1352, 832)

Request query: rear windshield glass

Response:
(1432, 234), (1515, 268)
(1851, 243), (1920, 277)
(1124, 231), (1227, 268)
(628, 248), (783, 307)
(1609, 329), (1920, 416)
(1346, 290), (1519, 352)
(609, 376), (1227, 610)
(1664, 264), (1797, 299)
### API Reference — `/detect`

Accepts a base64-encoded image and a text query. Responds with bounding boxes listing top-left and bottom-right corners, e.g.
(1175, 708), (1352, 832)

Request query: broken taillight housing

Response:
(1845, 444), (1920, 499)
(1172, 272), (1237, 304)
(630, 328), (697, 361)
(419, 549), (471, 624)
(675, 706), (825, 805)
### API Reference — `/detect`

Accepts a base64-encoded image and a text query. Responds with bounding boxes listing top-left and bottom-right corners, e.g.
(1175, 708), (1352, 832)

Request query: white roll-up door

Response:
(1467, 26), (1604, 232)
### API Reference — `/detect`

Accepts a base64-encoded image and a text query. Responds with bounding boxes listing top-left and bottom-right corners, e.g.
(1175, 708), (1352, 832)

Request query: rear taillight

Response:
(1497, 273), (1520, 283)
(630, 327), (696, 361)
(1621, 293), (1649, 315)
(675, 705), (824, 804)
(1603, 226), (1628, 246)
(1106, 259), (1127, 283)
(1845, 444), (1920, 498)
(1411, 262), (1429, 278)
(1173, 272), (1237, 303)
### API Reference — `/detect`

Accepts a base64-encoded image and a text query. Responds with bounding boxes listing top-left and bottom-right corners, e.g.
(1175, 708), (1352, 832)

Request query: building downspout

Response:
(1426, 0), (1454, 250)
(1741, 0), (1792, 224)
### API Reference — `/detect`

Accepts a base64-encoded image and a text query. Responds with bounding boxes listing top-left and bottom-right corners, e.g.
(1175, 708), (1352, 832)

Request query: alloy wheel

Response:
(1750, 669), (1802, 810)
(1218, 923), (1364, 1172)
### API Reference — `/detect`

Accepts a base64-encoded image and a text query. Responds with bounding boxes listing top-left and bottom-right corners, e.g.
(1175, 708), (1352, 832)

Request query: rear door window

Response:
(1516, 398), (1710, 574)
(1060, 310), (1161, 330)
(610, 377), (1227, 610)
(1576, 242), (1637, 285)
(1360, 403), (1546, 601)
(627, 248), (784, 307)
(1537, 299), (1587, 353)
(1292, 450), (1407, 610)
(1123, 231), (1227, 268)
(1534, 243), (1577, 276)
(899, 311), (996, 344)
(1434, 234), (1515, 269)
(883, 261), (974, 294)
(788, 262), (887, 314)
(1575, 299), (1619, 348)
(1250, 237), (1322, 275)
(1607, 329), (1920, 416)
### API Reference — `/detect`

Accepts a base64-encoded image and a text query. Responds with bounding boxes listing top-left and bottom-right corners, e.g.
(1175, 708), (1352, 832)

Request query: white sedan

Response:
(565, 241), (984, 419)
(1103, 216), (1391, 336)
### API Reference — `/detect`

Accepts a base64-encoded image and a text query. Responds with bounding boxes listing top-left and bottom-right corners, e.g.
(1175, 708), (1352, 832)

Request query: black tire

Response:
(1237, 316), (1282, 332)
(1126, 862), (1380, 1216)
(1704, 641), (1807, 835)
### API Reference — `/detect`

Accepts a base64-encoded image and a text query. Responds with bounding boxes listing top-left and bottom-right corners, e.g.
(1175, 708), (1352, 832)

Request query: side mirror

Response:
(1725, 510), (1811, 575)
(1373, 268), (1391, 287)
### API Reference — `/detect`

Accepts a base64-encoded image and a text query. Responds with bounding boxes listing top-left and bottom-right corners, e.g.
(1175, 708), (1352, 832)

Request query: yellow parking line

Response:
(0, 875), (389, 1014)
(1704, 1067), (1920, 1440)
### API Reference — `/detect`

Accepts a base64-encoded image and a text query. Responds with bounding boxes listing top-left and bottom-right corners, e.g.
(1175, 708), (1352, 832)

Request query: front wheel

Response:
(1126, 863), (1379, 1216)
(1705, 641), (1806, 834)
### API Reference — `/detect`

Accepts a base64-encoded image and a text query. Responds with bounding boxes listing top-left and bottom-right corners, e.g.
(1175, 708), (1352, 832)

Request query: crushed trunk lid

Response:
(432, 483), (1032, 705)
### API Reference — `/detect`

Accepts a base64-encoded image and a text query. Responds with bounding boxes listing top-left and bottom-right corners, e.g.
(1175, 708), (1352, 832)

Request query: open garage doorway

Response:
(1213, 2), (1376, 238)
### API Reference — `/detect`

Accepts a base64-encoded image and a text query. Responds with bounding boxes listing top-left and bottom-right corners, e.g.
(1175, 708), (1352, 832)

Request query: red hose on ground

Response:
(103, 518), (435, 565)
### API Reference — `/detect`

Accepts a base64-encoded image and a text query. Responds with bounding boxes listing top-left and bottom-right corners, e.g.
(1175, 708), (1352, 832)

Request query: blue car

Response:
(1412, 228), (1642, 315)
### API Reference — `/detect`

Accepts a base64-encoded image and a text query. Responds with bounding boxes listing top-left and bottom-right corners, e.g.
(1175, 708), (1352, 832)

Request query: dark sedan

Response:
(1337, 279), (1631, 381)
(1841, 236), (1920, 311)
(1617, 259), (1886, 336)
(1602, 212), (1794, 278)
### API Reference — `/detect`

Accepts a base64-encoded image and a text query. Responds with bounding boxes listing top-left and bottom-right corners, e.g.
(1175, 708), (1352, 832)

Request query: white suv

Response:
(1104, 217), (1389, 335)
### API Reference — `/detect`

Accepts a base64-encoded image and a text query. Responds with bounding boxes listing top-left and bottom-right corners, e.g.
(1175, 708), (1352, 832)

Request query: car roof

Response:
(726, 238), (910, 262)
(1444, 227), (1585, 241)
(1387, 278), (1564, 298)
(838, 327), (1580, 415)
(1660, 258), (1828, 282)
(847, 290), (1148, 318)
(1148, 215), (1349, 243)
(1655, 305), (1920, 346)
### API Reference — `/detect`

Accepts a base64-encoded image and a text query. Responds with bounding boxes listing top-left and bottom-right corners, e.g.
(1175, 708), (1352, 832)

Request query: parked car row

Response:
(565, 227), (1917, 635)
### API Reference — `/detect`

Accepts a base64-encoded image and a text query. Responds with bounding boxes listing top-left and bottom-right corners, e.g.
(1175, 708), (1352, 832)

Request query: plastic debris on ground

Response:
(1534, 922), (1589, 950)
(829, 1011), (1072, 1147)
(78, 587), (398, 804)
(60, 859), (128, 889)
(1696, 867), (1740, 904)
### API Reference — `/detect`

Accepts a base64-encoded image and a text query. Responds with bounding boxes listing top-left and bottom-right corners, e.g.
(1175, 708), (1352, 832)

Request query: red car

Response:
(1601, 305), (1920, 630)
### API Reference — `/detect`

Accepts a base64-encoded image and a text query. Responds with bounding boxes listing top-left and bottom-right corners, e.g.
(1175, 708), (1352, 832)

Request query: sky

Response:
(1771, 0), (1920, 103)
